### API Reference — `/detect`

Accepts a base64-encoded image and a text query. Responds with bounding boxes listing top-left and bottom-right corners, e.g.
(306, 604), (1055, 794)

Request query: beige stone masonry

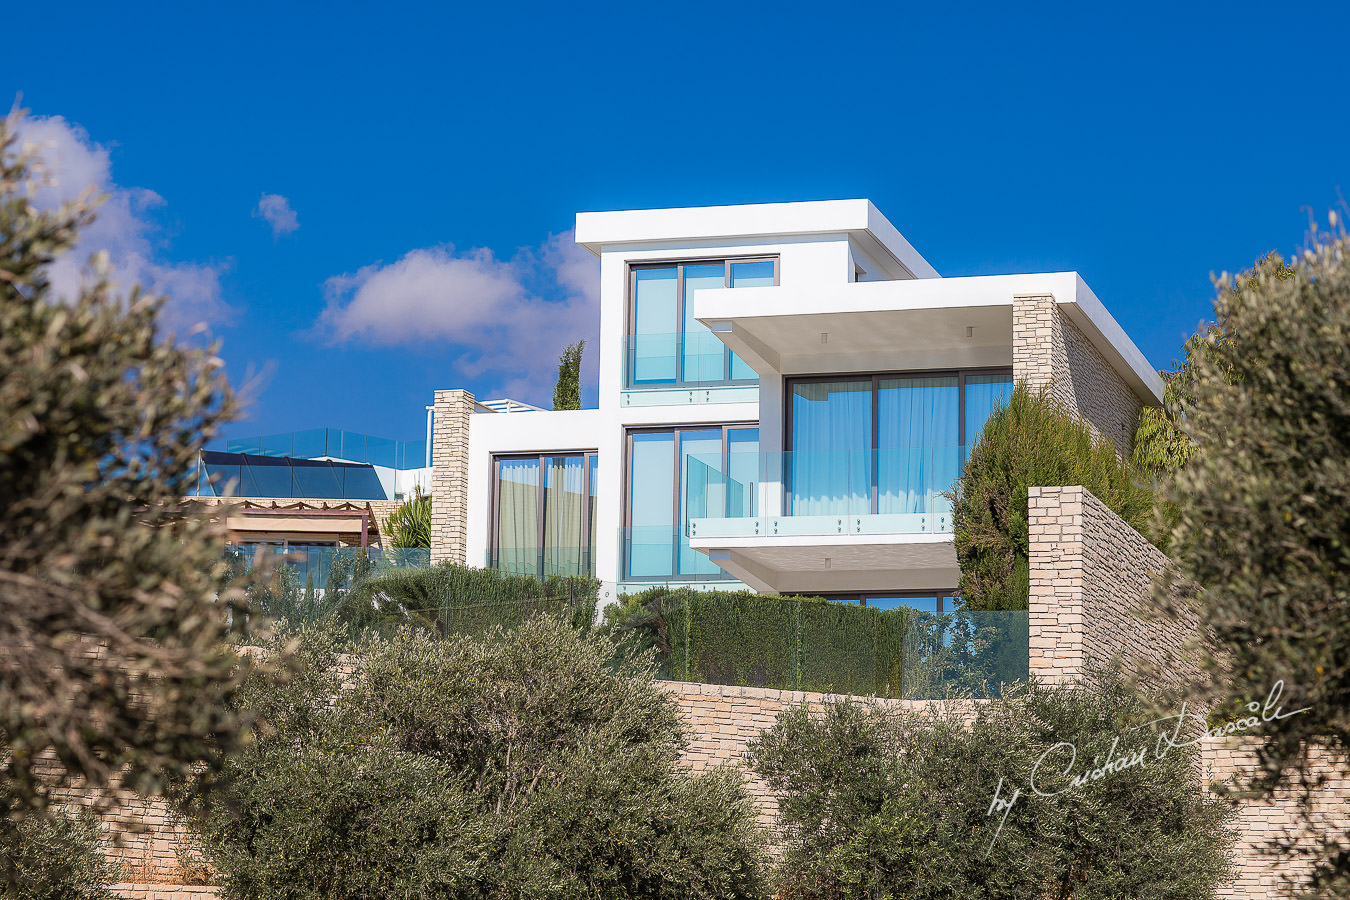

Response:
(429, 389), (474, 564)
(1027, 485), (1199, 689)
(1012, 294), (1143, 455)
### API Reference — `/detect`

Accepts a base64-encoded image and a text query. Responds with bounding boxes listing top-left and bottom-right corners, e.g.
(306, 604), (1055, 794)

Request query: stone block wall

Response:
(658, 681), (974, 831)
(429, 389), (474, 564)
(1203, 741), (1350, 898)
(1012, 294), (1144, 455)
(1027, 485), (1199, 689)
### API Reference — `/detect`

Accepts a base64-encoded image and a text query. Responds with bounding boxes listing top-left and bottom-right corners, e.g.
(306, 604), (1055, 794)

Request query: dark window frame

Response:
(487, 450), (598, 579)
(799, 590), (961, 614)
(621, 423), (759, 582)
(783, 366), (1013, 515)
(625, 256), (779, 388)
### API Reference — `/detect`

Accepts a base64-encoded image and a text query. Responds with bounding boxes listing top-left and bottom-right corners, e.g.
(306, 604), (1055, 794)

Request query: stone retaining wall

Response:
(1028, 484), (1200, 689)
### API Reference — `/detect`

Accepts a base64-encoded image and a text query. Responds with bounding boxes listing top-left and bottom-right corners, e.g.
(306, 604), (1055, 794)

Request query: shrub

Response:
(1, 110), (258, 823)
(605, 589), (1027, 699)
(953, 382), (1156, 610)
(748, 671), (1234, 900)
(350, 564), (598, 637)
(190, 617), (767, 900)
(0, 809), (120, 899)
(1160, 231), (1350, 892)
(381, 489), (431, 548)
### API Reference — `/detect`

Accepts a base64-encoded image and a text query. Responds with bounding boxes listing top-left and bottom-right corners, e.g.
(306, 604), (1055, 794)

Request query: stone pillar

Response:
(1012, 294), (1142, 457)
(1026, 485), (1087, 684)
(1012, 293), (1072, 408)
(430, 389), (473, 564)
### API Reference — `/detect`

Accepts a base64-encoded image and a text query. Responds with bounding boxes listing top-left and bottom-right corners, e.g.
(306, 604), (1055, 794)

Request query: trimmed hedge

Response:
(608, 588), (1027, 699)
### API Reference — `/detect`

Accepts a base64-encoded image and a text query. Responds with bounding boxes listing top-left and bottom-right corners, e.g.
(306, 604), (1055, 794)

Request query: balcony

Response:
(683, 449), (963, 593)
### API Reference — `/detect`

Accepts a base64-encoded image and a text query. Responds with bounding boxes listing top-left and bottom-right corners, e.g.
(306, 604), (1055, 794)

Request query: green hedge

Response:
(609, 588), (910, 697)
(608, 588), (1028, 699)
(237, 560), (598, 642)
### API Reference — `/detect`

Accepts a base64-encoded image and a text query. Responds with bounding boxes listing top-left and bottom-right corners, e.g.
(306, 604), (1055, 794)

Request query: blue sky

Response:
(4, 0), (1347, 444)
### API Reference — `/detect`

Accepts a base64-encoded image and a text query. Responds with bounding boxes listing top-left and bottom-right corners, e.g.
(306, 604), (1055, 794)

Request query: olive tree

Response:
(0, 109), (257, 828)
(191, 617), (768, 900)
(1160, 228), (1350, 894)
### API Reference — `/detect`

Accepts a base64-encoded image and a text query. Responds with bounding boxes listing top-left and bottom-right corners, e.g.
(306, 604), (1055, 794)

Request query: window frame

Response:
(487, 450), (598, 579)
(783, 366), (1013, 515)
(799, 590), (961, 614)
(625, 256), (779, 388)
(621, 423), (759, 582)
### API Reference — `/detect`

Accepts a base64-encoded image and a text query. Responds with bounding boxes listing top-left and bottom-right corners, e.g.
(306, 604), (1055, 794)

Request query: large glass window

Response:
(787, 370), (1012, 516)
(625, 425), (758, 580)
(490, 452), (597, 579)
(627, 258), (776, 388)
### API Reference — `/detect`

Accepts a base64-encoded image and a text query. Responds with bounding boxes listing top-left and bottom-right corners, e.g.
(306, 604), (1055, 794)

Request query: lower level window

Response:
(625, 425), (757, 581)
(490, 452), (597, 579)
(807, 591), (959, 614)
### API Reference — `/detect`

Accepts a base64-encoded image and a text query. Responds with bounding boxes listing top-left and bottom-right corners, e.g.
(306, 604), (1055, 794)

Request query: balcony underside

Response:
(688, 530), (957, 594)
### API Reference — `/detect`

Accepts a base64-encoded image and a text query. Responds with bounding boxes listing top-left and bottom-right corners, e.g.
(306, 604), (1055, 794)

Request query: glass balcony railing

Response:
(226, 545), (431, 590)
(485, 548), (595, 580)
(683, 448), (964, 539)
(621, 525), (741, 583)
(220, 428), (428, 471)
(623, 332), (758, 390)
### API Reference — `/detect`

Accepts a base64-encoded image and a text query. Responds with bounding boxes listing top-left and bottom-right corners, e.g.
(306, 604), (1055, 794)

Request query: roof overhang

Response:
(574, 199), (938, 279)
(689, 532), (958, 594)
(695, 272), (1164, 405)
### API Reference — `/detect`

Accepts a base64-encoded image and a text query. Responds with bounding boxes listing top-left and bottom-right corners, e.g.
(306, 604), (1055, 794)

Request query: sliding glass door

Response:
(624, 425), (758, 581)
(787, 370), (1012, 517)
(491, 452), (597, 578)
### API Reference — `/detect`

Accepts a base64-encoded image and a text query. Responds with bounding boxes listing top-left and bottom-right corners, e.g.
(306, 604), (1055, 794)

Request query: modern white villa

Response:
(429, 200), (1164, 610)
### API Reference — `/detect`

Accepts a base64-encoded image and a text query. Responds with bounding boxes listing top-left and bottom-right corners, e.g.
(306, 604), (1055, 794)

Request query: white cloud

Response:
(254, 192), (298, 237)
(318, 232), (599, 405)
(17, 115), (231, 333)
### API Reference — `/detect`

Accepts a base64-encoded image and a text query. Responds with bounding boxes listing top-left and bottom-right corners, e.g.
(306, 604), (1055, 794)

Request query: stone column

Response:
(430, 389), (474, 564)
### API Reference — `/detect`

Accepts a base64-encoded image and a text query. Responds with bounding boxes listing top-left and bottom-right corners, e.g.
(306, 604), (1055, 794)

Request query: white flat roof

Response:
(575, 199), (939, 279)
(695, 272), (1165, 404)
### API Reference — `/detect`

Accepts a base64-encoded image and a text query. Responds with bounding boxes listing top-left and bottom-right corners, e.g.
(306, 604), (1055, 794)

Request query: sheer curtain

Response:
(963, 374), (1014, 457)
(495, 458), (539, 576)
(877, 376), (959, 515)
(789, 381), (872, 515)
(544, 455), (585, 577)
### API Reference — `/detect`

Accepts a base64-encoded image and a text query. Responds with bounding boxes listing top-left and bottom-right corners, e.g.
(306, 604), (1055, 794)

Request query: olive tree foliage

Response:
(0, 110), (258, 823)
(1131, 252), (1294, 481)
(749, 672), (1234, 900)
(1158, 228), (1350, 895)
(190, 616), (767, 900)
(0, 808), (120, 900)
(952, 382), (1156, 610)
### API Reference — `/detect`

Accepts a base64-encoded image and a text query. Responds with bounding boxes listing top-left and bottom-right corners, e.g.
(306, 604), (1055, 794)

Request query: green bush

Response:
(748, 671), (1234, 900)
(605, 589), (1027, 699)
(190, 617), (767, 900)
(351, 564), (598, 637)
(1, 809), (120, 899)
(953, 382), (1156, 610)
(1161, 233), (1350, 892)
(226, 558), (599, 644)
(381, 489), (432, 548)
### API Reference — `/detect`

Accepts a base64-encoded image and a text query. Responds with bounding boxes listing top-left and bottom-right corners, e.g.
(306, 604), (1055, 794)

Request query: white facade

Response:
(462, 200), (1161, 608)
